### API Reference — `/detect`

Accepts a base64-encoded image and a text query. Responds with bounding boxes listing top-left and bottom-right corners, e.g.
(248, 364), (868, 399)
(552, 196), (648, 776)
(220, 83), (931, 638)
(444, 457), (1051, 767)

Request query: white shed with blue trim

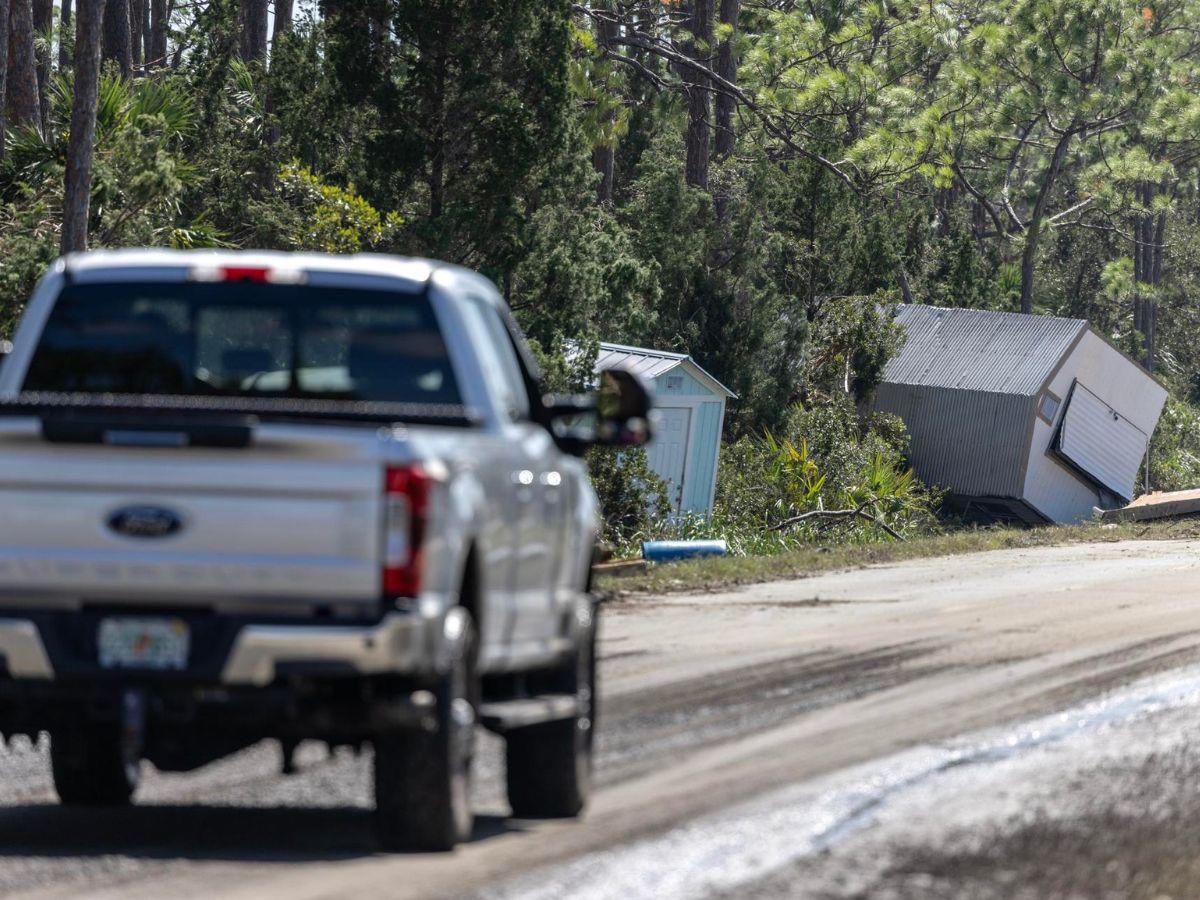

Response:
(595, 342), (736, 516)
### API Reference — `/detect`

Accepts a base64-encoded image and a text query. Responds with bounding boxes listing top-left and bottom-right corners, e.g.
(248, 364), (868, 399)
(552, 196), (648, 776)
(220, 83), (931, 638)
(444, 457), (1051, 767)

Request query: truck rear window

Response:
(23, 282), (462, 404)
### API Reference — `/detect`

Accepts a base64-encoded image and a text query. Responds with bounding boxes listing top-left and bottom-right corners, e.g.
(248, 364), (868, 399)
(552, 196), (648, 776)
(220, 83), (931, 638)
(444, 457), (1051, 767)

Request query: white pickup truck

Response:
(0, 250), (652, 851)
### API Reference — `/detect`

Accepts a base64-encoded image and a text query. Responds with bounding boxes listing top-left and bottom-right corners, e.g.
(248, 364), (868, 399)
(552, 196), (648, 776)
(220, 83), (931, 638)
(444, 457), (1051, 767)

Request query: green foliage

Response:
(9, 0), (1200, 548)
(0, 194), (60, 335)
(587, 447), (669, 547)
(253, 163), (403, 254)
(1148, 398), (1200, 493)
(621, 400), (940, 558)
(0, 73), (200, 331)
(762, 434), (826, 513)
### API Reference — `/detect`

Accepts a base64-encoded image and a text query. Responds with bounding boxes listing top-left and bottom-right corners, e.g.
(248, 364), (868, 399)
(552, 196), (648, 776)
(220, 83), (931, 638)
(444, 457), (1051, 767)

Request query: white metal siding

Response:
(1058, 383), (1148, 502)
(1023, 332), (1167, 522)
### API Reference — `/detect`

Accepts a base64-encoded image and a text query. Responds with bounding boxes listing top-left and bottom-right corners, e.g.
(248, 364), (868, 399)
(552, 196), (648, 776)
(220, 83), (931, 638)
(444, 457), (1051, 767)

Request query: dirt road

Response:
(7, 539), (1200, 898)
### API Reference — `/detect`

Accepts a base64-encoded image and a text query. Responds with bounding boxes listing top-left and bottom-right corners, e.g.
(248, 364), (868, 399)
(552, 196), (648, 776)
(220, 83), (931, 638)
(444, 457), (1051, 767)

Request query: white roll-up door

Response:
(1056, 382), (1149, 501)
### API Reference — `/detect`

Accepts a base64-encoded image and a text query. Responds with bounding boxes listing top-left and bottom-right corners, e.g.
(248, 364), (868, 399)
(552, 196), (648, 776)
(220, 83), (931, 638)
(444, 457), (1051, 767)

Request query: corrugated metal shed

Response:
(875, 304), (1167, 524)
(885, 305), (1087, 395)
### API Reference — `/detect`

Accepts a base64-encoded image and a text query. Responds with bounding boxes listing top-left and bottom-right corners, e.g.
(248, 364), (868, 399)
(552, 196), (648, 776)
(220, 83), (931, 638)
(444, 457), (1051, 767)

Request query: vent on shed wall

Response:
(1037, 391), (1061, 423)
(1054, 382), (1148, 502)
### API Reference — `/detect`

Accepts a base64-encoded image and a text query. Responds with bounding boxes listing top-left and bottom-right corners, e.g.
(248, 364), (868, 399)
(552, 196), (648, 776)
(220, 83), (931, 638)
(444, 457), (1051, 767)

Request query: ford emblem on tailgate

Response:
(107, 506), (185, 539)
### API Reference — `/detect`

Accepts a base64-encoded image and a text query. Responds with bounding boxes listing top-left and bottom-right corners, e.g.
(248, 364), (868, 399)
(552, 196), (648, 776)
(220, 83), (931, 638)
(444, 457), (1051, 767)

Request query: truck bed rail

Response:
(0, 392), (482, 429)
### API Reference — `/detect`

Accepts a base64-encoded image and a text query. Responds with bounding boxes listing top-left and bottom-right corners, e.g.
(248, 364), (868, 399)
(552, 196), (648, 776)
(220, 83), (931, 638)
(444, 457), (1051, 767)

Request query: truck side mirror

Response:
(543, 367), (655, 456)
(594, 368), (653, 446)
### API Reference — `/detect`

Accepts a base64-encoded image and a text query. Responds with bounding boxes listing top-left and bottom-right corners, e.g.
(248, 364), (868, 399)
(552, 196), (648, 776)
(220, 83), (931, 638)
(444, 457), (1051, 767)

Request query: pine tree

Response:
(713, 0), (738, 160)
(683, 0), (713, 190)
(58, 0), (72, 70)
(238, 0), (266, 63)
(7, 0), (40, 127)
(62, 0), (107, 253)
(101, 0), (130, 77)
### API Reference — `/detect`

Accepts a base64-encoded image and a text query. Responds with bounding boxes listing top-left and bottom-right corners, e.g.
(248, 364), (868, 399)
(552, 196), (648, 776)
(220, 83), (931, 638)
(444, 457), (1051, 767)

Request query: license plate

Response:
(98, 618), (190, 671)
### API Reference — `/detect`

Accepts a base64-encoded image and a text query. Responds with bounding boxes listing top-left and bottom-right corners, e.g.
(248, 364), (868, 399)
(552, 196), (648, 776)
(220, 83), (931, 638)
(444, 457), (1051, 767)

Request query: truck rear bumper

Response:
(0, 608), (451, 686)
(0, 619), (53, 679)
(222, 613), (435, 685)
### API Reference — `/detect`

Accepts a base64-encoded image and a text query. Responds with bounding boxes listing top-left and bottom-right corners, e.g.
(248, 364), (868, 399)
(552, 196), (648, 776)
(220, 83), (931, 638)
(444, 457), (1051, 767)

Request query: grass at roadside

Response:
(596, 518), (1200, 597)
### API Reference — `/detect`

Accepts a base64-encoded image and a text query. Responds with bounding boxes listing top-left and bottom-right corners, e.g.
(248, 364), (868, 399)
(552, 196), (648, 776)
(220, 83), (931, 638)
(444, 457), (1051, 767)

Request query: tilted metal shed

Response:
(595, 343), (736, 516)
(874, 305), (1168, 524)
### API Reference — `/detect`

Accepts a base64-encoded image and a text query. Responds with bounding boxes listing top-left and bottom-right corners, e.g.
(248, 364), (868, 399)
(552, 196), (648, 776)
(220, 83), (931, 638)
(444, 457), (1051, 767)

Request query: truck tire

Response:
(373, 611), (478, 852)
(50, 724), (140, 806)
(505, 605), (596, 818)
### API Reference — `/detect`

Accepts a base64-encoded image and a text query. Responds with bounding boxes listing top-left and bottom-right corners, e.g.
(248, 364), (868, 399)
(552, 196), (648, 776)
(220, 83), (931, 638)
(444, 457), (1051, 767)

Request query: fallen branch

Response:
(769, 505), (904, 541)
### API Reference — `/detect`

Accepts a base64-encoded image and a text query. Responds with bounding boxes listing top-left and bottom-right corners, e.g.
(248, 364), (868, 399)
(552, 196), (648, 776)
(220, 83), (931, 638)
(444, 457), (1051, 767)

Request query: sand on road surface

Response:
(9, 539), (1200, 899)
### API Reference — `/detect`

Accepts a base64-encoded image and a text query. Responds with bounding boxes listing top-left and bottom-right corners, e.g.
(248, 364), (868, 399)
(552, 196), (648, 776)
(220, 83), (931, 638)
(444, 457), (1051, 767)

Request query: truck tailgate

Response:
(0, 420), (386, 610)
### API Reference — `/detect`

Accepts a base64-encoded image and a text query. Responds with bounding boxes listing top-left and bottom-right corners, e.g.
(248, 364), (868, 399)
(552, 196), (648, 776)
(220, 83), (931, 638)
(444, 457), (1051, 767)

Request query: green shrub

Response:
(587, 446), (669, 549)
(1148, 397), (1200, 492)
(622, 397), (940, 558)
(250, 162), (403, 254)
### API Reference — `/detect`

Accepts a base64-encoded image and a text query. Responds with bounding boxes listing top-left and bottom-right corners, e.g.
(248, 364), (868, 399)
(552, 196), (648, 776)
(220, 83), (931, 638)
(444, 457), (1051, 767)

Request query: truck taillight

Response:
(383, 464), (430, 598)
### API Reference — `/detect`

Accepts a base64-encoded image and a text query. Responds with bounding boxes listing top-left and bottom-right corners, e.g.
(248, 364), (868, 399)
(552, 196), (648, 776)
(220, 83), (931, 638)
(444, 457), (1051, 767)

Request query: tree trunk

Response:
(1017, 130), (1073, 314)
(0, 0), (10, 160)
(592, 3), (618, 204)
(429, 49), (446, 220)
(272, 0), (293, 54)
(713, 0), (738, 160)
(57, 0), (71, 70)
(147, 0), (164, 67)
(32, 0), (48, 125)
(682, 0), (713, 190)
(62, 0), (106, 254)
(101, 0), (130, 77)
(1132, 181), (1165, 374)
(139, 0), (148, 65)
(128, 0), (141, 66)
(7, 0), (40, 127)
(265, 0), (294, 145)
(1148, 208), (1164, 372)
(238, 0), (267, 63)
(368, 6), (390, 63)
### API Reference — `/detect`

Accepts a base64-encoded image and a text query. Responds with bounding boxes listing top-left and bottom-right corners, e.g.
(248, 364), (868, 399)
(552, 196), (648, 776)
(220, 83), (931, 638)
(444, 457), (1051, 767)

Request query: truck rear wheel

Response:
(373, 611), (478, 852)
(505, 607), (596, 818)
(50, 724), (140, 806)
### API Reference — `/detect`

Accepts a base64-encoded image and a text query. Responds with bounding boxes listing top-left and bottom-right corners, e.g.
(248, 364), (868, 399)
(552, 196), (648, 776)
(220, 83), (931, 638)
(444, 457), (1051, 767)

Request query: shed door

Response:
(646, 406), (691, 513)
(1056, 382), (1149, 502)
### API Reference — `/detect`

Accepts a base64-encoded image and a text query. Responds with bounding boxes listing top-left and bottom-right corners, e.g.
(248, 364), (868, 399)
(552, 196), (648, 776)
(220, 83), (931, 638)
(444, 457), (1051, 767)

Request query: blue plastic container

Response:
(642, 539), (728, 563)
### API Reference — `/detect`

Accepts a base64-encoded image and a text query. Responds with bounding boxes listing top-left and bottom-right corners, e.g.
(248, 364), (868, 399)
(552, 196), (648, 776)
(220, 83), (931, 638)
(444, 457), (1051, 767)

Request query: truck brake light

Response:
(219, 266), (272, 283)
(383, 464), (431, 598)
(188, 265), (307, 285)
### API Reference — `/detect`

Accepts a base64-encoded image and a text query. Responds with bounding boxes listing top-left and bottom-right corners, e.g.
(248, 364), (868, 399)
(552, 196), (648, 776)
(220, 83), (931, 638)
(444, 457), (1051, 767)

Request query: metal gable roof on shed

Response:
(884, 305), (1087, 395)
(596, 342), (737, 398)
